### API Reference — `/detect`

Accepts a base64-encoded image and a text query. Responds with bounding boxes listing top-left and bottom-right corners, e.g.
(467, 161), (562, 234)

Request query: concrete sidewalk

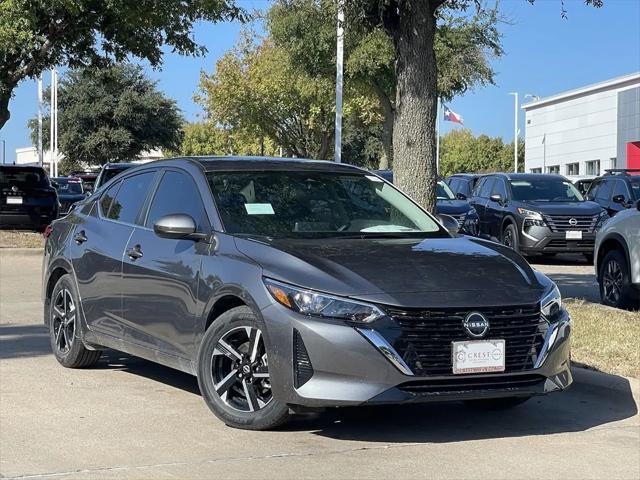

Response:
(1, 253), (639, 479)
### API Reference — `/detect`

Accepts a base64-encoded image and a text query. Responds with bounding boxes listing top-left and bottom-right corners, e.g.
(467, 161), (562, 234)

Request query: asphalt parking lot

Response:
(1, 252), (638, 479)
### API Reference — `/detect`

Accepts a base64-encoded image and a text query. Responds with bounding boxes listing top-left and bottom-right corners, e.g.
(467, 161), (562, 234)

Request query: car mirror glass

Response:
(612, 194), (626, 205)
(456, 192), (467, 200)
(437, 214), (459, 235)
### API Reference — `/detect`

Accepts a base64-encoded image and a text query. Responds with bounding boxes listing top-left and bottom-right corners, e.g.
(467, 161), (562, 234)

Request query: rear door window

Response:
(106, 172), (155, 224)
(100, 181), (121, 217)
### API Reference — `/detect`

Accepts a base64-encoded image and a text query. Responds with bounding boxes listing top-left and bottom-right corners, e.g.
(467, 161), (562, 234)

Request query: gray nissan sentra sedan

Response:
(42, 157), (572, 430)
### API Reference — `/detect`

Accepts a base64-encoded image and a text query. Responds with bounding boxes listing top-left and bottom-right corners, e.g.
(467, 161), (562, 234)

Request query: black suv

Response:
(1, 165), (58, 231)
(469, 173), (607, 260)
(51, 177), (87, 215)
(445, 173), (483, 199)
(94, 162), (137, 190)
(586, 169), (640, 217)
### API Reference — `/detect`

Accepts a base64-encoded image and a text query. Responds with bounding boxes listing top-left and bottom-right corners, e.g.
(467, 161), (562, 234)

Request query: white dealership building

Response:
(522, 72), (640, 177)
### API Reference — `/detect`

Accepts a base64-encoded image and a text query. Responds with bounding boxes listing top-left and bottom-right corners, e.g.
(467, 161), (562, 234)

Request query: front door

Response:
(121, 170), (210, 359)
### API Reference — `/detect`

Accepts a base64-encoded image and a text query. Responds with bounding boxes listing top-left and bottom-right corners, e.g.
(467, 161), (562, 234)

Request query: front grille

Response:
(398, 374), (545, 395)
(385, 305), (546, 376)
(543, 214), (598, 233)
(546, 238), (595, 249)
(293, 329), (313, 388)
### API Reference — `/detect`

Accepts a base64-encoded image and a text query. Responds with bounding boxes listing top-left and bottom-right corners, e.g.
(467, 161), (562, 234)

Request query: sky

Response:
(1, 0), (639, 163)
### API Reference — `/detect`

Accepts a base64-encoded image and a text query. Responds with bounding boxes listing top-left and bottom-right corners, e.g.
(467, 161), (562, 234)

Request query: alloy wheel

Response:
(52, 288), (76, 354)
(503, 229), (514, 248)
(211, 326), (272, 412)
(602, 259), (623, 304)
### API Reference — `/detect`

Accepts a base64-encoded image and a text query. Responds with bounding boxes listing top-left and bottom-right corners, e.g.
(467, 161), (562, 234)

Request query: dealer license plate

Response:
(452, 339), (505, 374)
(566, 230), (582, 240)
(6, 197), (22, 205)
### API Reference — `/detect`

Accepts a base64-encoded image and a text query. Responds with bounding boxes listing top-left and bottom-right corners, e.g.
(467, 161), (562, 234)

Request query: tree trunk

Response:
(391, 1), (438, 213)
(371, 81), (394, 170)
(0, 90), (11, 130)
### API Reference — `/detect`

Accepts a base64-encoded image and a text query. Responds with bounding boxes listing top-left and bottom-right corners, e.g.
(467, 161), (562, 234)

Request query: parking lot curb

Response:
(0, 248), (44, 257)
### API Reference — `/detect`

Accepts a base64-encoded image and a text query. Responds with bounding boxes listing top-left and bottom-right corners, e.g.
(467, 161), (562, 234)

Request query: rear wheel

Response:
(502, 223), (520, 253)
(464, 396), (531, 410)
(49, 275), (101, 368)
(197, 306), (290, 430)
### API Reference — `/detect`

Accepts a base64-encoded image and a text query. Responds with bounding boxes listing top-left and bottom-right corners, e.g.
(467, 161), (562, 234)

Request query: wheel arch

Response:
(45, 258), (74, 303)
(201, 284), (264, 334)
(597, 233), (630, 276)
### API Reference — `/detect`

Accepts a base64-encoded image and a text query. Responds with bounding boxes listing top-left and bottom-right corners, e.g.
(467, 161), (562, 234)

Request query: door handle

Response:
(126, 244), (143, 260)
(73, 230), (88, 245)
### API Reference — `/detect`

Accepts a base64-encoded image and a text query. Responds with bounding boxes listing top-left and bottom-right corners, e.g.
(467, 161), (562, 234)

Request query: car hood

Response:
(436, 199), (472, 216)
(516, 200), (603, 215)
(234, 236), (545, 308)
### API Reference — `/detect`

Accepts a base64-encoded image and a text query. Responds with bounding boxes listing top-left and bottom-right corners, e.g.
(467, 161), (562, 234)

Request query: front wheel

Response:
(502, 223), (520, 253)
(197, 306), (290, 430)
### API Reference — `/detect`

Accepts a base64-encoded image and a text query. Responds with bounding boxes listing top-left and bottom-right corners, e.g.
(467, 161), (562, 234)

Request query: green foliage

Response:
(0, 0), (244, 128)
(438, 129), (524, 177)
(28, 64), (184, 166)
(57, 157), (85, 177)
(179, 122), (279, 157)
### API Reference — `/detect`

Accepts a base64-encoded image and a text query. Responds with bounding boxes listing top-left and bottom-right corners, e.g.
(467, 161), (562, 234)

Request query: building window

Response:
(530, 168), (542, 173)
(586, 160), (600, 175)
(547, 165), (560, 174)
(566, 163), (580, 176)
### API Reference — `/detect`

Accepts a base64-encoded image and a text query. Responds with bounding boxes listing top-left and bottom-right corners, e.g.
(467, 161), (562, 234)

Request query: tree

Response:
(28, 64), (183, 165)
(344, 0), (602, 212)
(268, 0), (503, 169)
(178, 122), (279, 157)
(0, 0), (243, 129)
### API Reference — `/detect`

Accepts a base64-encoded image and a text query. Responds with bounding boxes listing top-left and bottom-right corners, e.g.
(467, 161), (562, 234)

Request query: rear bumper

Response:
(262, 303), (572, 408)
(0, 206), (57, 228)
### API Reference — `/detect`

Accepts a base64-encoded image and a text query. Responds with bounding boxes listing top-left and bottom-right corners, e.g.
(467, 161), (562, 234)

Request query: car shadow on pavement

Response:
(0, 323), (51, 359)
(534, 272), (600, 303)
(92, 349), (638, 444)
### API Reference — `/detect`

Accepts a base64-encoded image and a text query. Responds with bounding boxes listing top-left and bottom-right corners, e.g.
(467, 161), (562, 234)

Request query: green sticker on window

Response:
(245, 203), (275, 215)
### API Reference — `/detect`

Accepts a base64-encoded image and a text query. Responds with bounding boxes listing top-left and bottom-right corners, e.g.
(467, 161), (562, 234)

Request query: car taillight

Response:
(43, 225), (53, 239)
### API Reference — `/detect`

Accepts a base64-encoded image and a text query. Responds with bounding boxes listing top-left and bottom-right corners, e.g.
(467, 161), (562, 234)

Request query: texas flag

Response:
(443, 105), (464, 125)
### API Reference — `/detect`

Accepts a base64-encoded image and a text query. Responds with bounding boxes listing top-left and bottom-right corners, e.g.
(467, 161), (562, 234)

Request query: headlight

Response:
(541, 284), (562, 321)
(264, 278), (385, 323)
(517, 208), (544, 221)
(595, 210), (609, 231)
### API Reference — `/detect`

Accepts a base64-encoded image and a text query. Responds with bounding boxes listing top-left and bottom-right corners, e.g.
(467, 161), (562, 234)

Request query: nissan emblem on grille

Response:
(568, 218), (578, 226)
(463, 312), (489, 338)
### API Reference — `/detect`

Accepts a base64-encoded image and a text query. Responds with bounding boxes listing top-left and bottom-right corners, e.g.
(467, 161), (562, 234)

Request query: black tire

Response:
(464, 396), (532, 410)
(197, 306), (290, 430)
(49, 274), (102, 368)
(502, 223), (520, 253)
(599, 250), (637, 309)
(583, 253), (594, 264)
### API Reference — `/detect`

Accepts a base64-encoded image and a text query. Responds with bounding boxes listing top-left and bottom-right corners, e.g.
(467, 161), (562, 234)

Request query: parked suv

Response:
(1, 165), (58, 231)
(595, 200), (640, 309)
(469, 173), (607, 260)
(43, 157), (571, 430)
(94, 162), (136, 190)
(51, 177), (86, 215)
(445, 173), (483, 199)
(586, 169), (640, 217)
(374, 170), (479, 235)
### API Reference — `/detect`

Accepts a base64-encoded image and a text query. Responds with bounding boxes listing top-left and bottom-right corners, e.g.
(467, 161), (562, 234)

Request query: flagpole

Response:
(436, 97), (441, 176)
(334, 0), (344, 163)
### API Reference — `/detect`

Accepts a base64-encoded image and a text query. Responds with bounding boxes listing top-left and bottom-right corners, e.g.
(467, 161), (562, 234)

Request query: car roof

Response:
(0, 165), (46, 171)
(185, 156), (366, 174)
(449, 173), (481, 179)
(103, 162), (137, 169)
(487, 173), (569, 182)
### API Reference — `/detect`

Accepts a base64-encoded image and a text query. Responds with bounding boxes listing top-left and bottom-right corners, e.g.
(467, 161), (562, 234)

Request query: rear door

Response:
(71, 171), (156, 338)
(121, 169), (210, 359)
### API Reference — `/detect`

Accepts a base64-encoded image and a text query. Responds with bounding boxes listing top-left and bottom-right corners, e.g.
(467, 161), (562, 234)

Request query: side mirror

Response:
(51, 181), (59, 189)
(612, 194), (627, 205)
(456, 192), (467, 200)
(153, 214), (205, 241)
(437, 214), (460, 235)
(489, 194), (503, 204)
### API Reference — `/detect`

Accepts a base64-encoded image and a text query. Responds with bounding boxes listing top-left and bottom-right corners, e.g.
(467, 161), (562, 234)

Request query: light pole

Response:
(334, 0), (344, 163)
(508, 92), (518, 173)
(37, 75), (43, 166)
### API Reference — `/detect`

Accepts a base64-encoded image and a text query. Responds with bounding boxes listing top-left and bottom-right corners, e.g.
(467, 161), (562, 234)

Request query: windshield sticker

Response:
(245, 203), (275, 215)
(365, 175), (384, 183)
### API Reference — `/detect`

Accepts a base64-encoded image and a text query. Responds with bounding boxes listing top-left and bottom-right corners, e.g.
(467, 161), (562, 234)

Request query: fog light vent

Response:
(293, 329), (313, 388)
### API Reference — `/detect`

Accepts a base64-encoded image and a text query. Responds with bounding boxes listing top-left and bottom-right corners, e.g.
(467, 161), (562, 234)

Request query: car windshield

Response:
(510, 178), (584, 202)
(630, 178), (640, 200)
(207, 171), (446, 238)
(53, 179), (83, 194)
(0, 167), (47, 187)
(101, 166), (132, 186)
(437, 181), (455, 200)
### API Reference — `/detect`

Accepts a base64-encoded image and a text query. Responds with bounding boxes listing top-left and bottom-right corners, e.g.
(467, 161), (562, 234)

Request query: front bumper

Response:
(519, 225), (595, 254)
(261, 304), (572, 408)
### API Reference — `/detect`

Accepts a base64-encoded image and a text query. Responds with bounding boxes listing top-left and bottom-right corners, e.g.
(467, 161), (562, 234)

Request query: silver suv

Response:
(595, 200), (640, 309)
